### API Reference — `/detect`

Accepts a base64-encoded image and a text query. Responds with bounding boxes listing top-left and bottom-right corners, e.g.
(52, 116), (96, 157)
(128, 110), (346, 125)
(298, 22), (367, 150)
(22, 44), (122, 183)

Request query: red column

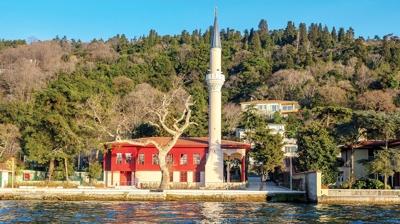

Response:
(241, 157), (246, 182)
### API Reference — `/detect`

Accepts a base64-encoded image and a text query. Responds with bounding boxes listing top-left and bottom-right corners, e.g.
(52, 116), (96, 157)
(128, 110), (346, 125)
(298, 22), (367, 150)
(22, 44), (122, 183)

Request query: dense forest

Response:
(1, 20), (400, 179)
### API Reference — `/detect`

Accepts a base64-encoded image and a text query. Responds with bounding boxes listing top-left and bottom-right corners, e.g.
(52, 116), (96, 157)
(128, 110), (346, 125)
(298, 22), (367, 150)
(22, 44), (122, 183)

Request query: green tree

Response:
(240, 106), (284, 189)
(297, 122), (339, 184)
(311, 106), (352, 129)
(251, 126), (284, 190)
(239, 106), (266, 142)
(88, 162), (103, 184)
(369, 149), (400, 189)
(258, 19), (270, 48)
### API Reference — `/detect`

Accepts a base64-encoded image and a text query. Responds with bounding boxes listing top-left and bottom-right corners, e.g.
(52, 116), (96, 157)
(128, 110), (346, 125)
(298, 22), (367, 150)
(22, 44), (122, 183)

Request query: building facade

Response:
(103, 137), (250, 187)
(339, 140), (400, 189)
(240, 100), (299, 118)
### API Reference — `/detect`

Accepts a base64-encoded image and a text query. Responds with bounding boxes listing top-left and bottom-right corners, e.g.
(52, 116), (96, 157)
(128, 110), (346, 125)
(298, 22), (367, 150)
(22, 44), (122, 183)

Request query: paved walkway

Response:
(247, 177), (291, 192)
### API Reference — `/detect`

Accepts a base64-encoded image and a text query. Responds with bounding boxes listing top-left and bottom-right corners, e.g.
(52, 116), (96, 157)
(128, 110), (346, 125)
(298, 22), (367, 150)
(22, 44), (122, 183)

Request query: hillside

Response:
(0, 20), (399, 171)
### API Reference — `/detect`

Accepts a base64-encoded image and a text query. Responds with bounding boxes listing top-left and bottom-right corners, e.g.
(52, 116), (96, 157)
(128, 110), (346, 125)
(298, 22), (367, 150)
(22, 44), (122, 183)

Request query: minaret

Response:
(205, 10), (225, 185)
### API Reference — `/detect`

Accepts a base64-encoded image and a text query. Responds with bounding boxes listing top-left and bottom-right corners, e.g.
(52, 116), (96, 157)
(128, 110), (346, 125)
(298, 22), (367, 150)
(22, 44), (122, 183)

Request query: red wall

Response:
(104, 145), (208, 173)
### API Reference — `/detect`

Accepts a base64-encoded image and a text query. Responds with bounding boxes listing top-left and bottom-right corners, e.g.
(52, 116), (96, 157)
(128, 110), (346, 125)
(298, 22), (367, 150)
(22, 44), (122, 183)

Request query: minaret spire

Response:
(211, 8), (221, 48)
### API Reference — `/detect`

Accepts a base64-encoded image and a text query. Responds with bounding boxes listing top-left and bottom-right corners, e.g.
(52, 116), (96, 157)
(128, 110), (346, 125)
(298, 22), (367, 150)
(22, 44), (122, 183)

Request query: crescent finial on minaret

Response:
(211, 8), (221, 48)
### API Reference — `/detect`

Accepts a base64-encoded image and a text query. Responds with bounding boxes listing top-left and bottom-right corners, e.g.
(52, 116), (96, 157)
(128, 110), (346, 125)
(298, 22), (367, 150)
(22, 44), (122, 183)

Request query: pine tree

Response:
(331, 27), (338, 43)
(249, 29), (262, 52)
(338, 27), (346, 42)
(283, 21), (297, 45)
(308, 23), (320, 47)
(258, 19), (270, 48)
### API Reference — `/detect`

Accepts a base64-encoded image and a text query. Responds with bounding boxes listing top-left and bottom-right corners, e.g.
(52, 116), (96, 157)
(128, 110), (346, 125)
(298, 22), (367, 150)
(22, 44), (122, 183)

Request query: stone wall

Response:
(320, 189), (400, 204)
(292, 171), (322, 202)
(138, 181), (247, 190)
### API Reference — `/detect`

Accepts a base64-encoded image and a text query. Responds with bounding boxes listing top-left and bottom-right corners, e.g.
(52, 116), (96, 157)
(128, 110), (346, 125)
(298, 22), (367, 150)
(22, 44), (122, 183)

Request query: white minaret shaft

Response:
(205, 11), (225, 184)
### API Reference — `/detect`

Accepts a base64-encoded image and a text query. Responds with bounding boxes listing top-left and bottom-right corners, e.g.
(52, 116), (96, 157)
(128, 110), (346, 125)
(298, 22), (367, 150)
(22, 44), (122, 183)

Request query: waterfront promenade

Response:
(0, 186), (305, 202)
(0, 179), (305, 202)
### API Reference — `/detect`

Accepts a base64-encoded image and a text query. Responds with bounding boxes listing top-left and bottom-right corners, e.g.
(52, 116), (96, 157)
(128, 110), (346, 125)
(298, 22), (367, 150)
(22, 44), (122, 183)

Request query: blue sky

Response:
(0, 0), (398, 41)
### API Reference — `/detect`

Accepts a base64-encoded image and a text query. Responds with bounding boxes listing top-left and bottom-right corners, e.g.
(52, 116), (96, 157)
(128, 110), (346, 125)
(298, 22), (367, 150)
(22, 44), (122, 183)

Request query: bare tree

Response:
(0, 41), (76, 101)
(356, 90), (397, 112)
(114, 85), (195, 189)
(0, 123), (21, 161)
(316, 85), (348, 107)
(85, 41), (118, 62)
(84, 94), (135, 141)
(142, 87), (196, 189)
(223, 103), (242, 136)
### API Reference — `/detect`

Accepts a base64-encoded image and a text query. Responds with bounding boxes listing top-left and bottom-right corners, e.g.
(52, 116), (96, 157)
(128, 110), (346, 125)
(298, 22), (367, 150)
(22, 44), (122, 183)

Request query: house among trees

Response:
(236, 100), (299, 157)
(236, 100), (300, 187)
(339, 140), (400, 189)
(103, 137), (250, 187)
(240, 100), (299, 119)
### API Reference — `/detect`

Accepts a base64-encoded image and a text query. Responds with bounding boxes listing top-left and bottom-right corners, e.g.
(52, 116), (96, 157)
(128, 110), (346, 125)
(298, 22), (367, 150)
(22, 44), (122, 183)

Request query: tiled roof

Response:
(240, 100), (299, 105)
(107, 137), (251, 149)
(341, 139), (400, 150)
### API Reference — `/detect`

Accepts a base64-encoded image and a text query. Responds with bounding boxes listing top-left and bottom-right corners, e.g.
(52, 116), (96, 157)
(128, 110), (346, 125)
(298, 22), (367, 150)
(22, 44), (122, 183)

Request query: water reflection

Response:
(0, 200), (399, 223)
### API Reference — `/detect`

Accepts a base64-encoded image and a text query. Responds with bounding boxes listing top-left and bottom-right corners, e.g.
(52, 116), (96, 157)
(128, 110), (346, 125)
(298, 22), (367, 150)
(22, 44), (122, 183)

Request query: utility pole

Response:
(289, 155), (293, 191)
(11, 157), (15, 188)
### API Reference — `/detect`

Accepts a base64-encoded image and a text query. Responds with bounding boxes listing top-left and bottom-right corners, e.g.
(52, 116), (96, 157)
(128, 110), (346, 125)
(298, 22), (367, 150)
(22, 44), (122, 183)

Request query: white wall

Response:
(0, 171), (8, 188)
(113, 171), (120, 186)
(187, 171), (193, 183)
(136, 171), (162, 183)
(173, 171), (179, 183)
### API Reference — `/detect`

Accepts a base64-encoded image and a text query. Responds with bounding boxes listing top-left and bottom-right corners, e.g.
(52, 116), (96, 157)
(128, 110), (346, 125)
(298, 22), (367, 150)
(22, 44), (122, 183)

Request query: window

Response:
(180, 154), (187, 165)
(180, 171), (187, 182)
(285, 146), (297, 153)
(271, 104), (279, 112)
(170, 171), (174, 182)
(282, 105), (294, 111)
(193, 154), (201, 165)
(125, 153), (132, 164)
(116, 153), (122, 164)
(152, 154), (159, 165)
(166, 154), (173, 165)
(138, 154), (145, 165)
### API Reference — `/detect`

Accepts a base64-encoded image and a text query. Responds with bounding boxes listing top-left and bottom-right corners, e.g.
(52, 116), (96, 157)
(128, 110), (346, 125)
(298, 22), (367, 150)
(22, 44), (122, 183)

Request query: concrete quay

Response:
(0, 188), (305, 202)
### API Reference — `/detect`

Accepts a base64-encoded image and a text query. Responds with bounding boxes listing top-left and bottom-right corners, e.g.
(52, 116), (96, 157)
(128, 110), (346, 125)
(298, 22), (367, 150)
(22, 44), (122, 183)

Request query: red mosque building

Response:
(103, 137), (250, 187)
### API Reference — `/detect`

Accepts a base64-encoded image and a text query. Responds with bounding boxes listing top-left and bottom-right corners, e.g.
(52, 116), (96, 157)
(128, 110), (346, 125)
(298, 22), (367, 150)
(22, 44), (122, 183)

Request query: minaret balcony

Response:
(206, 73), (225, 92)
(206, 73), (225, 82)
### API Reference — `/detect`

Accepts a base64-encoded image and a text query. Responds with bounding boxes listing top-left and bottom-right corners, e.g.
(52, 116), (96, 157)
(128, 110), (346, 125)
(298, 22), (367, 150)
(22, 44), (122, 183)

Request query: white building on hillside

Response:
(240, 100), (299, 119)
(236, 123), (298, 157)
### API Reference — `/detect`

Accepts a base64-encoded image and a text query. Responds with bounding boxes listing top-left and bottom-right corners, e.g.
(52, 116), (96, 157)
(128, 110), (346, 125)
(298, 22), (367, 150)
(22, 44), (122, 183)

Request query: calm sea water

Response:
(0, 200), (399, 223)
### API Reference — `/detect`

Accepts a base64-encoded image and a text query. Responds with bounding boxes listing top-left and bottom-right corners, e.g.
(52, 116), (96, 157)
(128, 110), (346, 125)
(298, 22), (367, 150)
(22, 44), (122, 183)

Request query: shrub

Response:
(367, 179), (385, 189)
(350, 178), (386, 189)
(352, 179), (367, 189)
(88, 162), (103, 183)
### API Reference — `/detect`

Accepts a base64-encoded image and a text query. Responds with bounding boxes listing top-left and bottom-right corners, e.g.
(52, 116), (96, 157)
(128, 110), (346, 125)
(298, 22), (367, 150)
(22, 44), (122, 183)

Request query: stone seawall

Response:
(319, 189), (400, 204)
(0, 188), (305, 202)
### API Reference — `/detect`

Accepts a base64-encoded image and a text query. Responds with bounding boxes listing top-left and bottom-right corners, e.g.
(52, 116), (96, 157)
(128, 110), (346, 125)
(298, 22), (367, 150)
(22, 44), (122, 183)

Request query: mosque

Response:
(103, 13), (251, 188)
